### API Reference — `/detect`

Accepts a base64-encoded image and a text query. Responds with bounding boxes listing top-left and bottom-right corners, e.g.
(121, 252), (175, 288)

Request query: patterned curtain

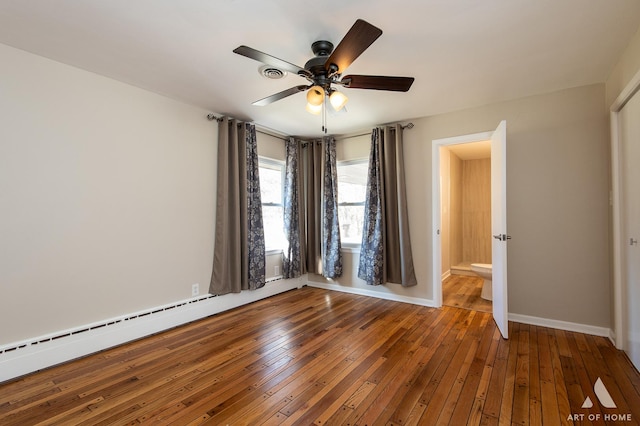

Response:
(358, 129), (385, 285)
(358, 125), (417, 287)
(245, 124), (266, 289)
(210, 118), (265, 295)
(322, 137), (343, 278)
(282, 137), (305, 278)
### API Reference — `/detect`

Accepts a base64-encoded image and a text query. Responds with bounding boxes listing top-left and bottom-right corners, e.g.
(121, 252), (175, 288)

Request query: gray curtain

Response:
(303, 140), (323, 274)
(282, 137), (305, 278)
(210, 118), (265, 295)
(358, 125), (417, 287)
(322, 137), (343, 278)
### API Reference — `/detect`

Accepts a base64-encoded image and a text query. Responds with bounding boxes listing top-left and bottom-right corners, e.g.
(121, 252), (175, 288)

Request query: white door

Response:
(620, 91), (640, 370)
(491, 120), (509, 339)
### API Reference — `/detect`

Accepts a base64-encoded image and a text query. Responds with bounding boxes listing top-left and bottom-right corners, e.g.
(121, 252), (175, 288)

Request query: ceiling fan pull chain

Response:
(322, 97), (327, 134)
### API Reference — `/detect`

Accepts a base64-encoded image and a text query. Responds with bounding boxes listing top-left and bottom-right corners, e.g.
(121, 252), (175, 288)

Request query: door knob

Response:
(493, 234), (512, 241)
(631, 238), (638, 246)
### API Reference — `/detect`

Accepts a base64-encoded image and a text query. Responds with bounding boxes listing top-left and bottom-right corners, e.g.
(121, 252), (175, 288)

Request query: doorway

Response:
(439, 141), (492, 313)
(432, 121), (509, 338)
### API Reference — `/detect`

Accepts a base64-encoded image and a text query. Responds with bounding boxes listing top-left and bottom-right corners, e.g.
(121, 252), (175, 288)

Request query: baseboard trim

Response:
(306, 281), (438, 308)
(306, 281), (614, 339)
(0, 278), (303, 383)
(508, 313), (611, 338)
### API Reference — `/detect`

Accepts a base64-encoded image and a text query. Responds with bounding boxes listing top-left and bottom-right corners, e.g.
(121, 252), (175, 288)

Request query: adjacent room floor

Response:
(443, 274), (492, 313)
(1, 287), (639, 425)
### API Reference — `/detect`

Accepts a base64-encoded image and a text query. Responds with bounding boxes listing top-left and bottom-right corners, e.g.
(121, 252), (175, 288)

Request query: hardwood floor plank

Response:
(482, 328), (509, 419)
(1, 287), (639, 425)
(419, 310), (480, 422)
(536, 327), (561, 426)
(304, 311), (425, 424)
(385, 308), (462, 425)
(448, 317), (497, 425)
(511, 323), (530, 425)
(546, 330), (575, 426)
(498, 322), (518, 425)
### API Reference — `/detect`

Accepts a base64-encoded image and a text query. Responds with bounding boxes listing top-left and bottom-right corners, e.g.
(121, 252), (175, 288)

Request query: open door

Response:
(491, 120), (509, 339)
(619, 90), (640, 370)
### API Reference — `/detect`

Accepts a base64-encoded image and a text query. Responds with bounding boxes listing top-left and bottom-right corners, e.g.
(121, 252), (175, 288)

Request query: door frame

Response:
(431, 130), (494, 308)
(610, 68), (640, 350)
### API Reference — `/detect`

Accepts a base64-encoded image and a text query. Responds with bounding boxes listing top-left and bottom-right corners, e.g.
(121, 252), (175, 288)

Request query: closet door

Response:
(619, 90), (640, 371)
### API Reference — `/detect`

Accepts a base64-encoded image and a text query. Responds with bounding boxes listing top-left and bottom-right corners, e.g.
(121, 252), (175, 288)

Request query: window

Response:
(337, 159), (368, 246)
(259, 158), (286, 251)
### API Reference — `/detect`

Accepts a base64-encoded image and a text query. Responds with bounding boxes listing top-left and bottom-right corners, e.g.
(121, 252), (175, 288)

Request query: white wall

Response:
(0, 43), (217, 345)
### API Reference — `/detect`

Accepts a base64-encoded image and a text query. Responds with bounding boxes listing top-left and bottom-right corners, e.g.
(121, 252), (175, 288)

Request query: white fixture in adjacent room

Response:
(470, 263), (492, 301)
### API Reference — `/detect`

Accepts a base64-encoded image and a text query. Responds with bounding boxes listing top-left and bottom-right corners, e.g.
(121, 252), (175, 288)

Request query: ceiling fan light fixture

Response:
(306, 102), (322, 115)
(329, 90), (348, 111)
(306, 85), (325, 106)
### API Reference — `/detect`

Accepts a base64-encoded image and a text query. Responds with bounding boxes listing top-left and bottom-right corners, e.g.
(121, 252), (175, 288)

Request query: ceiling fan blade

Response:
(341, 75), (415, 92)
(325, 19), (383, 74)
(252, 85), (309, 106)
(233, 45), (308, 76)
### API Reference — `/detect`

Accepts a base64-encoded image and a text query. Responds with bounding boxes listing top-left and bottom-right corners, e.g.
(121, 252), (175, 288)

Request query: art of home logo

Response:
(566, 377), (633, 422)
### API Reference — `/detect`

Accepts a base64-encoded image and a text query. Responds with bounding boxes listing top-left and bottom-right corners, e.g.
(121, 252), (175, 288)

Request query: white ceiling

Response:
(1, 0), (639, 138)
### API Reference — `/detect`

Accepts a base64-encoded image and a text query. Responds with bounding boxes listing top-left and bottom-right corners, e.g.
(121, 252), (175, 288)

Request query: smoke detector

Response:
(259, 65), (287, 79)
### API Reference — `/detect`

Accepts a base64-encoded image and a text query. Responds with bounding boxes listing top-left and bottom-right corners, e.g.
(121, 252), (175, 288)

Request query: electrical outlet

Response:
(274, 265), (280, 276)
(191, 283), (199, 297)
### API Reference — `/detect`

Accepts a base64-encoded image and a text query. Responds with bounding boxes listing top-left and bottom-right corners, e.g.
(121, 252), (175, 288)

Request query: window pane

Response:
(338, 205), (365, 245)
(262, 205), (285, 250)
(337, 160), (368, 245)
(259, 166), (282, 204)
(259, 160), (285, 250)
(337, 162), (368, 203)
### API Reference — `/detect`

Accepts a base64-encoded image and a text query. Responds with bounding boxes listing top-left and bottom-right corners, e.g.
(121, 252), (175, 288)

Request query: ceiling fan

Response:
(233, 19), (415, 118)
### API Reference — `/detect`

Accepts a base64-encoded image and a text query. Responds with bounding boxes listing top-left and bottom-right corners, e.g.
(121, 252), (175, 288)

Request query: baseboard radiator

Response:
(0, 278), (302, 383)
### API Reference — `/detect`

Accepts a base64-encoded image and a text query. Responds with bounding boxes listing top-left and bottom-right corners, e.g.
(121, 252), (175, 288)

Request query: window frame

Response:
(258, 156), (286, 254)
(336, 157), (369, 251)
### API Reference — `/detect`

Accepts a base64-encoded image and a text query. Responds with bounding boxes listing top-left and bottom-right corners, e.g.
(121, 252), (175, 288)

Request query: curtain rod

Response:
(207, 114), (288, 141)
(337, 122), (415, 141)
(206, 114), (413, 142)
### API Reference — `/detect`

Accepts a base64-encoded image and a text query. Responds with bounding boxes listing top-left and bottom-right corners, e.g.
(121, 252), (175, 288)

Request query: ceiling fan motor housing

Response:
(311, 40), (334, 56)
(305, 40), (338, 87)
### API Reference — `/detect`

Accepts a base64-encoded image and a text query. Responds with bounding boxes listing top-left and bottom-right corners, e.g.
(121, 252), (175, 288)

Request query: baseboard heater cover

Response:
(0, 294), (217, 356)
(0, 278), (302, 383)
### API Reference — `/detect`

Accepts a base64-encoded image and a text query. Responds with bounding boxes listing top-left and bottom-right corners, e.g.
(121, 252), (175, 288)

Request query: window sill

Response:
(341, 245), (361, 254)
(265, 248), (284, 256)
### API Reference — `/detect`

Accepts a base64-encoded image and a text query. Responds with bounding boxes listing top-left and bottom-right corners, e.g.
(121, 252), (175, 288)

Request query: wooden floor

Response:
(1, 287), (639, 425)
(443, 274), (492, 313)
